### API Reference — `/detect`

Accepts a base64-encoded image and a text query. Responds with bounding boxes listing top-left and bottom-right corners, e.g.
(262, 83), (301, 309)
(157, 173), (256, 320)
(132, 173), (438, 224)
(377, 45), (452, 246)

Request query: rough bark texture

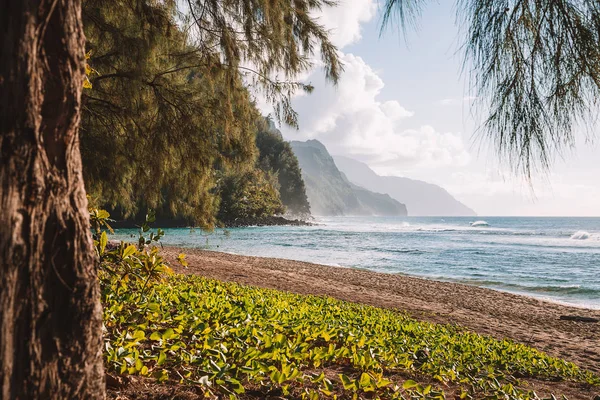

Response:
(0, 0), (105, 398)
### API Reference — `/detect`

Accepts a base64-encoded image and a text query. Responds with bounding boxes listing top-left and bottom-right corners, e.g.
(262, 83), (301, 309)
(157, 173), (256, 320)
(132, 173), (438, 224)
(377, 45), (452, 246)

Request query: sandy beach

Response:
(163, 247), (600, 377)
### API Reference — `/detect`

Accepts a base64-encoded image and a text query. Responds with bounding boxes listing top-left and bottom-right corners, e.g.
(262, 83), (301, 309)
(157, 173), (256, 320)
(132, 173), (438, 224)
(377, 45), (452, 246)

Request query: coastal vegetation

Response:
(255, 119), (312, 217)
(216, 168), (285, 225)
(103, 272), (600, 399)
(92, 208), (599, 399)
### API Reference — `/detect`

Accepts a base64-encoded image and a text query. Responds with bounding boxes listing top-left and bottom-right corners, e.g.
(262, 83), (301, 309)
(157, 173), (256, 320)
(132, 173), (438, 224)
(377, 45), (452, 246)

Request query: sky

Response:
(263, 1), (600, 216)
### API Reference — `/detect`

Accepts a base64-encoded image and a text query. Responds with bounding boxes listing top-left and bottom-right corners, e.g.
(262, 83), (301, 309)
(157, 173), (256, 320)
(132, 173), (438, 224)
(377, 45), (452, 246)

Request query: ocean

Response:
(112, 216), (600, 309)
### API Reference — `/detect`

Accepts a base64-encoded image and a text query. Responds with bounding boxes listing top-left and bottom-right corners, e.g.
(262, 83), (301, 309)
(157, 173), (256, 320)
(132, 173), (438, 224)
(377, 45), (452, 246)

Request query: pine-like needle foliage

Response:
(81, 0), (340, 226)
(461, 0), (600, 177)
(185, 0), (342, 126)
(82, 0), (259, 227)
(383, 0), (600, 176)
(381, 0), (427, 33)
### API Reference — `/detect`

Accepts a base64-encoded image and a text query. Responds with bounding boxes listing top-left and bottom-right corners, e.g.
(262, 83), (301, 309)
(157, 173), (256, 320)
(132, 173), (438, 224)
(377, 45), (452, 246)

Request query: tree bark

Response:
(0, 0), (105, 398)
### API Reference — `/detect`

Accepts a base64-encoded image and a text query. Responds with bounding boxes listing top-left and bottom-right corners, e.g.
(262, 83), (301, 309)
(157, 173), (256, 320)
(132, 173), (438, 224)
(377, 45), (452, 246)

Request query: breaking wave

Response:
(571, 231), (590, 240)
(470, 220), (489, 227)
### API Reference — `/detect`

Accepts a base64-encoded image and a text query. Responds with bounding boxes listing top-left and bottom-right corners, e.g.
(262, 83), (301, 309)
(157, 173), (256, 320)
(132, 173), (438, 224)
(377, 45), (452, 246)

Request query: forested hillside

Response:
(80, 1), (315, 227)
(255, 119), (311, 217)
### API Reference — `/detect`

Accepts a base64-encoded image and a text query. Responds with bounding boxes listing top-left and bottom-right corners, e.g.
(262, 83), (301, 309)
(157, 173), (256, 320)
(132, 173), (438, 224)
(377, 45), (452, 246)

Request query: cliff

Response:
(290, 140), (407, 216)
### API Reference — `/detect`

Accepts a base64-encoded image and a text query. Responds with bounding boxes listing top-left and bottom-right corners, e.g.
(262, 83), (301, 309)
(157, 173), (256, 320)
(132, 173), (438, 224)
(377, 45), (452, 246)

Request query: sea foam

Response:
(470, 220), (489, 227)
(570, 231), (590, 240)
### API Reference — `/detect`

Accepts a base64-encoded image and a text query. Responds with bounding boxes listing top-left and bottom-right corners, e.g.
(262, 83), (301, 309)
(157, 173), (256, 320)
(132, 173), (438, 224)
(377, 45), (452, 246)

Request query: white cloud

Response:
(281, 54), (471, 170)
(252, 0), (377, 115)
(268, 2), (471, 171)
(313, 0), (377, 48)
(381, 101), (414, 121)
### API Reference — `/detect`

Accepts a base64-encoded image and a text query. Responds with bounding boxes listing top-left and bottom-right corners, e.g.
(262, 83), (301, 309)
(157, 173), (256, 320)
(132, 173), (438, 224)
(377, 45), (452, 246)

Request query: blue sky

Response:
(273, 1), (600, 216)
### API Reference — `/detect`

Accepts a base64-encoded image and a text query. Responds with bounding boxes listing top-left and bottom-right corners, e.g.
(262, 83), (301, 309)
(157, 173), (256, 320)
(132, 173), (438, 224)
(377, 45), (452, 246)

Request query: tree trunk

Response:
(0, 0), (105, 398)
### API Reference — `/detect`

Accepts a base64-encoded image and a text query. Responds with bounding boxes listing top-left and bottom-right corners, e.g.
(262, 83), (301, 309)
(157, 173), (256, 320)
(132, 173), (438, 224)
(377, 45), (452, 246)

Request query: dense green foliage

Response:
(101, 270), (599, 399)
(184, 0), (341, 127)
(216, 168), (285, 224)
(82, 0), (258, 227)
(256, 118), (311, 217)
(89, 202), (183, 289)
(215, 117), (312, 224)
(80, 0), (338, 226)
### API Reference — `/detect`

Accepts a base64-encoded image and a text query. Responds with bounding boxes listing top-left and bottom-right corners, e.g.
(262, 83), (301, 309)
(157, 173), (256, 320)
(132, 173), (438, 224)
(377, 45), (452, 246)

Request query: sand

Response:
(163, 247), (600, 377)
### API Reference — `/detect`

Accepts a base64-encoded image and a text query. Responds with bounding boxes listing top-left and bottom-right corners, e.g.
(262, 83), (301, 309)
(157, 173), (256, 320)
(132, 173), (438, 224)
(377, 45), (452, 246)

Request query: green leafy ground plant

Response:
(100, 271), (599, 399)
(93, 205), (598, 399)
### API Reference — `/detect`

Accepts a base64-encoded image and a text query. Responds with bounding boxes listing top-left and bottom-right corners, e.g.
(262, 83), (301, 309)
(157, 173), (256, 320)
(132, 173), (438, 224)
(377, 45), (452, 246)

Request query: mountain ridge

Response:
(333, 155), (476, 216)
(289, 140), (407, 216)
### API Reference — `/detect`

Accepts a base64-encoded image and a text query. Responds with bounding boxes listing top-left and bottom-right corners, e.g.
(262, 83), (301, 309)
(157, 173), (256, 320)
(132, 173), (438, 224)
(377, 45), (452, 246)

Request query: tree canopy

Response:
(82, 0), (257, 227)
(255, 118), (311, 217)
(81, 0), (339, 226)
(184, 0), (341, 126)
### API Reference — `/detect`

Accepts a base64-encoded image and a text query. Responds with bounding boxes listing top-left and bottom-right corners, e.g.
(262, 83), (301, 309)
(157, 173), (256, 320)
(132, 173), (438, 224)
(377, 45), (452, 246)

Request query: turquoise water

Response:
(112, 216), (600, 309)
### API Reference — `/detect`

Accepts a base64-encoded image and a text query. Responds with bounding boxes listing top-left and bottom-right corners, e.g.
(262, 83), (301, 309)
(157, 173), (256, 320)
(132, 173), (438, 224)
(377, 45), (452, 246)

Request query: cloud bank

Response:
(281, 53), (471, 170)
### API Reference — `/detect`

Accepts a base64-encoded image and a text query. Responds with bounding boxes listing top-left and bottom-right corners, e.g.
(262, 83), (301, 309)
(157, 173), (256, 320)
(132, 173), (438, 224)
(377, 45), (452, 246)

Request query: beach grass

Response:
(102, 272), (599, 399)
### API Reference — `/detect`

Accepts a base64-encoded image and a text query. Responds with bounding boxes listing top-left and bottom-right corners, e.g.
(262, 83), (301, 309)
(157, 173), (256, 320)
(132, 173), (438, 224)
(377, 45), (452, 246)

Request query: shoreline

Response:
(187, 248), (600, 311)
(395, 272), (600, 311)
(163, 246), (600, 375)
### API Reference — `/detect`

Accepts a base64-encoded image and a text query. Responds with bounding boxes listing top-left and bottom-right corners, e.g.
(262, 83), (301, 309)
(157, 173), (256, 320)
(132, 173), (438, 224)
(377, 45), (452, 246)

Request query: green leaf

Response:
(132, 330), (145, 340)
(156, 369), (168, 382)
(162, 328), (175, 340)
(376, 377), (393, 388)
(359, 372), (372, 389)
(228, 378), (245, 394)
(311, 372), (325, 383)
(147, 303), (161, 313)
(339, 374), (357, 391)
(270, 370), (281, 384)
(176, 253), (188, 267)
(123, 244), (137, 258)
(100, 231), (107, 254)
(403, 380), (419, 390)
